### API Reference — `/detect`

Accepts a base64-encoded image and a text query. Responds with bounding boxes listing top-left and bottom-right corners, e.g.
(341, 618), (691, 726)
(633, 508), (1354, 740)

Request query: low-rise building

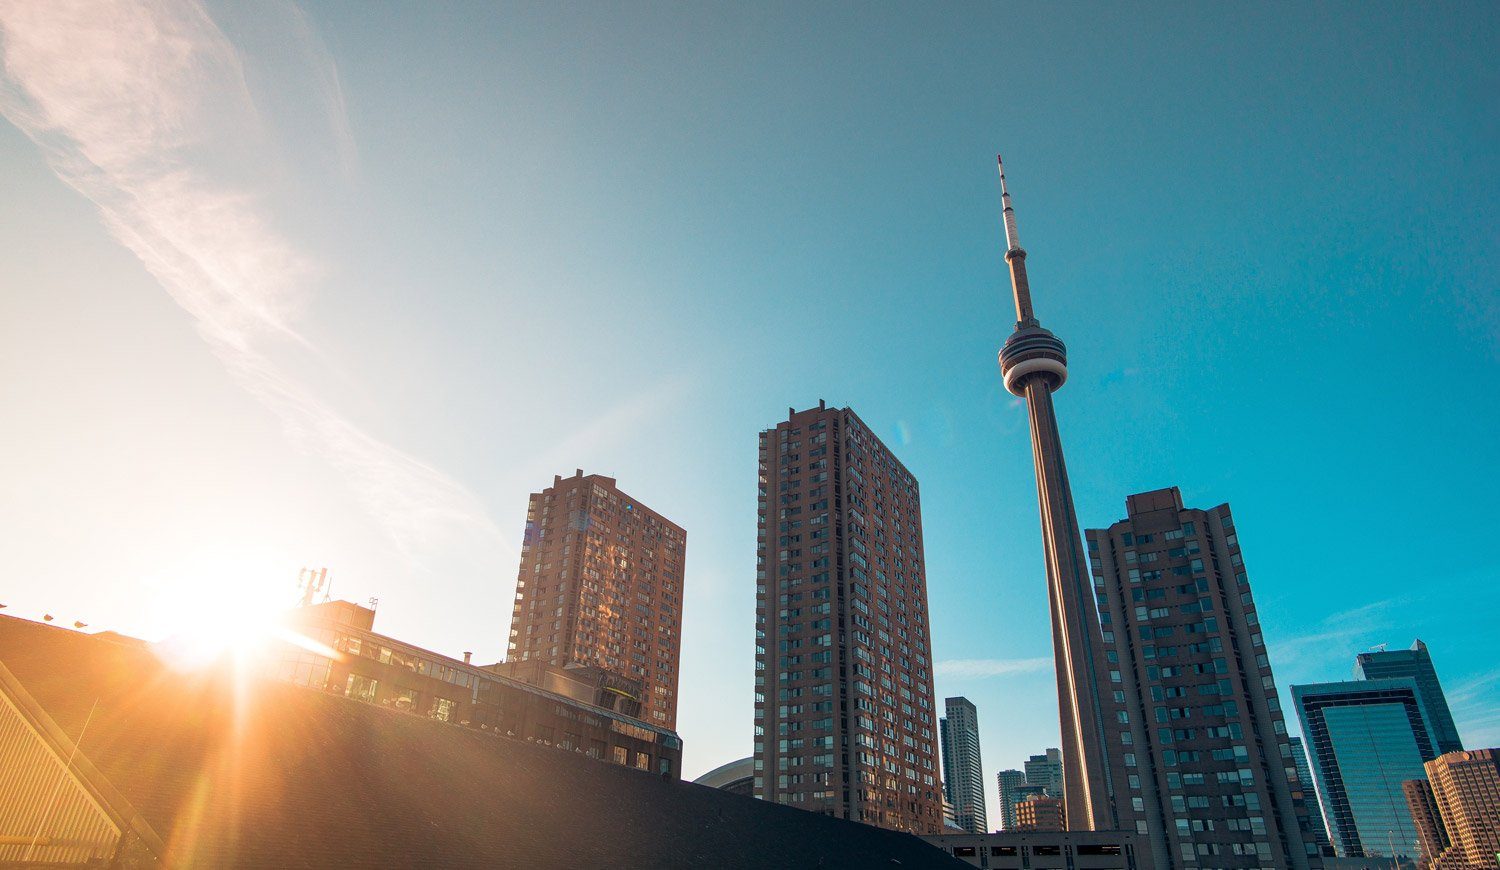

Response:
(1014, 796), (1065, 832)
(922, 829), (1150, 870)
(0, 614), (968, 869)
(270, 599), (683, 777)
(694, 756), (756, 798)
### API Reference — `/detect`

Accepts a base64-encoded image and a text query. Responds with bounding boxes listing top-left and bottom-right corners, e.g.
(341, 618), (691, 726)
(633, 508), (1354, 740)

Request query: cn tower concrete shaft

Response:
(995, 156), (1115, 832)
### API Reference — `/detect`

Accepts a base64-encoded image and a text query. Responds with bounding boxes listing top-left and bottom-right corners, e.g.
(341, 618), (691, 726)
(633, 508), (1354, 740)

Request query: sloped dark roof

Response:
(0, 616), (965, 869)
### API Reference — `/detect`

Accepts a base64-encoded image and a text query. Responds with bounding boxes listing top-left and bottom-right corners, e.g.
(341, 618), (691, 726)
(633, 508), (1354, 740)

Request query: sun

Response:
(142, 547), (300, 671)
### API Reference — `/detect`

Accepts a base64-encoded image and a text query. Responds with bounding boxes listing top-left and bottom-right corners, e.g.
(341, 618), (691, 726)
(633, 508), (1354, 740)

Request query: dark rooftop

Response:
(0, 615), (965, 869)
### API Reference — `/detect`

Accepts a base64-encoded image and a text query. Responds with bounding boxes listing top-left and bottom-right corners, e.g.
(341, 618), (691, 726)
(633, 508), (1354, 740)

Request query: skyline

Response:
(1, 0), (1497, 828)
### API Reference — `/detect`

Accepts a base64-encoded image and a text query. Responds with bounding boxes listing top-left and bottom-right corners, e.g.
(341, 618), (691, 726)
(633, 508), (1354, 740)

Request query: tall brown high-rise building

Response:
(1406, 748), (1500, 870)
(994, 157), (1115, 831)
(754, 402), (943, 834)
(506, 470), (686, 728)
(1403, 778), (1448, 864)
(1086, 488), (1316, 870)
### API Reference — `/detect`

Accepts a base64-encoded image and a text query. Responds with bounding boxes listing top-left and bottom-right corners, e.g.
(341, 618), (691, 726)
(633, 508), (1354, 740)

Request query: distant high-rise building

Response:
(1292, 678), (1436, 860)
(1025, 748), (1064, 798)
(1402, 778), (1448, 864)
(941, 697), (989, 834)
(998, 769), (1027, 831)
(1288, 736), (1331, 852)
(753, 403), (943, 833)
(1405, 748), (1500, 870)
(1086, 487), (1316, 870)
(1354, 640), (1463, 755)
(507, 471), (686, 728)
(1015, 796), (1067, 832)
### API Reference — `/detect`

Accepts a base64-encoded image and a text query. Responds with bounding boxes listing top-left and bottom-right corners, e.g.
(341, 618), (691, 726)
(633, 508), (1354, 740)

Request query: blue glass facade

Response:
(1291, 678), (1436, 861)
(1353, 639), (1463, 755)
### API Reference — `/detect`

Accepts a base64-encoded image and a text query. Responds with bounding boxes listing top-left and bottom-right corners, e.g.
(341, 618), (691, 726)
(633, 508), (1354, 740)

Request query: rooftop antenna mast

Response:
(297, 567), (329, 608)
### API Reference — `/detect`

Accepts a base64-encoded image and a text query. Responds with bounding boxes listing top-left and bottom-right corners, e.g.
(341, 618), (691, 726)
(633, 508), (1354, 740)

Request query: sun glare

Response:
(143, 549), (303, 672)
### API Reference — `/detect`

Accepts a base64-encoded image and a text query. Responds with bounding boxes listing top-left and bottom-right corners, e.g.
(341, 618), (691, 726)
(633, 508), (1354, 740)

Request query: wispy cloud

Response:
(1270, 597), (1401, 674)
(0, 1), (502, 568)
(1447, 668), (1500, 747)
(934, 657), (1053, 679)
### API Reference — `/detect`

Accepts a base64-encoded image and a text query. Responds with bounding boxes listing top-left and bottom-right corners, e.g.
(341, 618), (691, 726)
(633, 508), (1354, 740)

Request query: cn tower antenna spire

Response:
(994, 154), (1116, 833)
(997, 155), (1035, 324)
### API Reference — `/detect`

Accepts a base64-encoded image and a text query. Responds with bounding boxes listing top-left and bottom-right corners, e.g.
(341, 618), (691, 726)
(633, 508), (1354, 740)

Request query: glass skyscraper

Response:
(1291, 678), (1437, 860)
(1353, 639), (1463, 755)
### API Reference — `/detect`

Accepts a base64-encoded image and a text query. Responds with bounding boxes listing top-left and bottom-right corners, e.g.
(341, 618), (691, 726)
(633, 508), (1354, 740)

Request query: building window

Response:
(612, 745), (629, 765)
(345, 673), (379, 703)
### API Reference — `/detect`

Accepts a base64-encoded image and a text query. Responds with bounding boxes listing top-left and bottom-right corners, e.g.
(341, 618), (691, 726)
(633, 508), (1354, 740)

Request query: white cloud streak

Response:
(0, 0), (504, 567)
(934, 657), (1053, 679)
(1270, 598), (1400, 673)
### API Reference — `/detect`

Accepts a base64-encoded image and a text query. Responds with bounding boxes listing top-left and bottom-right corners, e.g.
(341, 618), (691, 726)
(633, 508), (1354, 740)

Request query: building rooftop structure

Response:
(922, 829), (1151, 870)
(0, 615), (968, 868)
(274, 599), (683, 778)
(693, 756), (756, 797)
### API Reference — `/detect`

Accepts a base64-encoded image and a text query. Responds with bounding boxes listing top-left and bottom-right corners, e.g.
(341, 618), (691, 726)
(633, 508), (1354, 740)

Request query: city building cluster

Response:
(0, 160), (1493, 870)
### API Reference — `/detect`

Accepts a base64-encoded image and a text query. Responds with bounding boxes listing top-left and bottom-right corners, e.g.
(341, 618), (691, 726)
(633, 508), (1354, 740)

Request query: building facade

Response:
(272, 600), (683, 777)
(943, 697), (989, 834)
(1291, 678), (1435, 860)
(1289, 736), (1332, 852)
(1016, 796), (1067, 832)
(1354, 640), (1463, 756)
(924, 829), (1151, 870)
(1407, 748), (1500, 870)
(999, 769), (1028, 831)
(1026, 748), (1065, 798)
(754, 402), (943, 833)
(507, 470), (686, 728)
(1086, 487), (1316, 870)
(1402, 779), (1447, 866)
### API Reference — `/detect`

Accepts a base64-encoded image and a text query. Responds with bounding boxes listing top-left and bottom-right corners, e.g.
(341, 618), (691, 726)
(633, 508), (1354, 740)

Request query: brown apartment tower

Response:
(1405, 748), (1500, 870)
(1086, 489), (1317, 870)
(754, 403), (944, 834)
(507, 471), (686, 728)
(994, 157), (1116, 832)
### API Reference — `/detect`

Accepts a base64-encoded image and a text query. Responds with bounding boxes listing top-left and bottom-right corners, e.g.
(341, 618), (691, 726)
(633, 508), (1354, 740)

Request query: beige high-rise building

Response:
(506, 470), (686, 728)
(1405, 748), (1500, 870)
(754, 402), (943, 833)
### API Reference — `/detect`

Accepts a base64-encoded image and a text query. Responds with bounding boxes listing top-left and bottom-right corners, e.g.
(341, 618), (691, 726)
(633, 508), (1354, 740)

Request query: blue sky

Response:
(1, 0), (1495, 818)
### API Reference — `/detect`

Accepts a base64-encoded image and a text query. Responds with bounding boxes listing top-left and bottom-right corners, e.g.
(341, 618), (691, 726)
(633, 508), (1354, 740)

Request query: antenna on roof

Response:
(297, 567), (330, 608)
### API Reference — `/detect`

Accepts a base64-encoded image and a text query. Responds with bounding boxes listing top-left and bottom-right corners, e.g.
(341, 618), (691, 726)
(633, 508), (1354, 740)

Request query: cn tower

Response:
(995, 156), (1116, 831)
